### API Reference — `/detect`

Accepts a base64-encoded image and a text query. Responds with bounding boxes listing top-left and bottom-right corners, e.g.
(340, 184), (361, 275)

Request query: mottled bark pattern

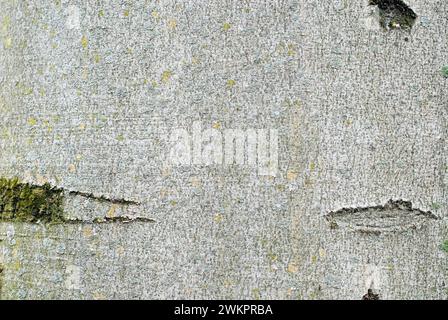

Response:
(0, 0), (447, 300)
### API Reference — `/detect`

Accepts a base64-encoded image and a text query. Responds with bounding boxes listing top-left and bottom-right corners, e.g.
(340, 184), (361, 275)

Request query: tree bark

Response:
(0, 0), (447, 299)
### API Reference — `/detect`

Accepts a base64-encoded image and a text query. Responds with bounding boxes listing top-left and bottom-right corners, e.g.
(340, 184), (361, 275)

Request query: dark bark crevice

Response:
(369, 0), (417, 30)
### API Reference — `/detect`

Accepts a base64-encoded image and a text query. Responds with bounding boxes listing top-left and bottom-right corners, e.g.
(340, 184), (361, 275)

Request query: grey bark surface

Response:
(0, 0), (447, 299)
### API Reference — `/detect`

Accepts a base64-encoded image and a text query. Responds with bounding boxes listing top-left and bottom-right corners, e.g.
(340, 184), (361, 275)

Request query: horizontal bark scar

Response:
(326, 200), (439, 234)
(64, 216), (155, 224)
(0, 177), (149, 224)
(66, 190), (140, 206)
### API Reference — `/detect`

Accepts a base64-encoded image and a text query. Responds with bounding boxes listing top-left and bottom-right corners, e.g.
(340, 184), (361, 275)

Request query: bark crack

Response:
(64, 216), (155, 224)
(326, 199), (439, 234)
(66, 190), (140, 205)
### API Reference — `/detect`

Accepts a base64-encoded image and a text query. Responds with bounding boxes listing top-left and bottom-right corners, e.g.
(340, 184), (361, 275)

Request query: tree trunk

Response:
(0, 0), (447, 299)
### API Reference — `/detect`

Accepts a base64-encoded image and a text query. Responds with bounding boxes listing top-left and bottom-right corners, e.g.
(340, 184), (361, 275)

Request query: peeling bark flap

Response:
(326, 200), (439, 233)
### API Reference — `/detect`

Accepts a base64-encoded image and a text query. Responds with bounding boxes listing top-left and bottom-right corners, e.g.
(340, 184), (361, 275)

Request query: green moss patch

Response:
(441, 66), (448, 78)
(0, 177), (64, 223)
(442, 240), (448, 253)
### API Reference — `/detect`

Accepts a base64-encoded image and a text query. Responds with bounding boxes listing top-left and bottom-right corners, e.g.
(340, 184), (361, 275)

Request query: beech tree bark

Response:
(0, 0), (447, 299)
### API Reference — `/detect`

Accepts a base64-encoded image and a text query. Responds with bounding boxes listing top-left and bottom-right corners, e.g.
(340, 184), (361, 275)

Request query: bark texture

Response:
(0, 0), (447, 299)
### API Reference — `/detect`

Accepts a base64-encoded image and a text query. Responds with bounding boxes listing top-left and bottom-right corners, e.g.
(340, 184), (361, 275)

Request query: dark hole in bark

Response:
(0, 265), (3, 298)
(362, 289), (380, 300)
(369, 0), (417, 30)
